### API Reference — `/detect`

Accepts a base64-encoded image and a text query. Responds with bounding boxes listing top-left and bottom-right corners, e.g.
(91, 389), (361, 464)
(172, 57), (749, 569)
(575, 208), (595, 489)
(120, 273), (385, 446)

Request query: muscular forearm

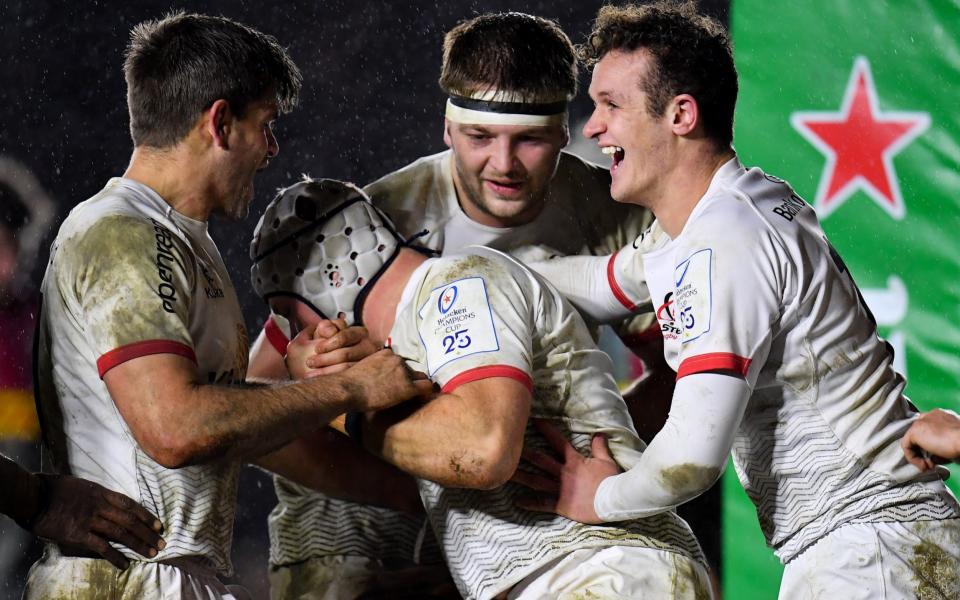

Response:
(256, 428), (423, 514)
(0, 454), (41, 526)
(364, 392), (524, 490)
(595, 372), (749, 520)
(167, 376), (361, 467)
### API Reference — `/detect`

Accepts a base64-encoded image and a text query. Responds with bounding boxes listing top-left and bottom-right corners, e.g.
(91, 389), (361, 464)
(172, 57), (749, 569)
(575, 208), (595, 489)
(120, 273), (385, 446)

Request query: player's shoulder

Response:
(60, 179), (170, 240)
(364, 150), (448, 207)
(56, 179), (190, 268)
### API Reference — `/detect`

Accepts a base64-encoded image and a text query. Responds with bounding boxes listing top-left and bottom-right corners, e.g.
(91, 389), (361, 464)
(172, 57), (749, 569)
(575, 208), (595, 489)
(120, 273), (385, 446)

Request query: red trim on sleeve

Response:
(97, 340), (197, 378)
(676, 352), (751, 380)
(264, 316), (290, 357)
(441, 365), (533, 394)
(607, 251), (639, 311)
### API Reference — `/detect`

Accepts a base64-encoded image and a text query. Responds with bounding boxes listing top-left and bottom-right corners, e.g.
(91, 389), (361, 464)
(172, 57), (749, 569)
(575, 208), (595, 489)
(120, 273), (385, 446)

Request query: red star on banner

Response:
(790, 57), (930, 220)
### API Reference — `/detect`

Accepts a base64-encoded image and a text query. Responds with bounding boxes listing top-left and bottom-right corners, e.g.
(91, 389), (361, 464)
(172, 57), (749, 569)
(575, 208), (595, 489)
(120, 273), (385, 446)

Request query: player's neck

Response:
(654, 145), (735, 239)
(124, 145), (216, 222)
(361, 248), (427, 344)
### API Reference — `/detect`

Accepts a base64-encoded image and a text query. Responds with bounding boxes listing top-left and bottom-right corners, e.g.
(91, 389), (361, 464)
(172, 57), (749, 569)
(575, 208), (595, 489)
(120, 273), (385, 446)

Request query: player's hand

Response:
(513, 419), (619, 525)
(901, 409), (960, 471)
(29, 474), (165, 570)
(285, 319), (379, 379)
(339, 348), (435, 412)
(304, 319), (380, 374)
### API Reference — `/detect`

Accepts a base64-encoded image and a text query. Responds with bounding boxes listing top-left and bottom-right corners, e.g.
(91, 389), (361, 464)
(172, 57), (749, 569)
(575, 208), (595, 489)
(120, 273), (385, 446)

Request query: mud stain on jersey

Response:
(671, 553), (711, 600)
(910, 537), (960, 598)
(659, 464), (721, 497)
(433, 254), (495, 283)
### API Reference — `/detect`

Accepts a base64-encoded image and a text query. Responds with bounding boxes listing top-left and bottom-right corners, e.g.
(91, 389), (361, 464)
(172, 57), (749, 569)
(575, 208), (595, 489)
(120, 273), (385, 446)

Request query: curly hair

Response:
(581, 1), (737, 147)
(124, 11), (302, 148)
(440, 12), (577, 102)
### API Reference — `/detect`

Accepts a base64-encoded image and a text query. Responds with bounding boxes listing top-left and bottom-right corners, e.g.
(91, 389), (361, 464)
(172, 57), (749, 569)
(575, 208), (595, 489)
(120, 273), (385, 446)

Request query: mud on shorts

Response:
(504, 545), (714, 600)
(268, 555), (458, 600)
(780, 518), (960, 599)
(23, 545), (249, 599)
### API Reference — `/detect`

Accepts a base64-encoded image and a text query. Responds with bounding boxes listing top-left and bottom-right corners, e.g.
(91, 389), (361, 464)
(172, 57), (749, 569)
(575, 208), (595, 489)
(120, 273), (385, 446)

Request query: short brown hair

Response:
(581, 2), (737, 147)
(440, 12), (577, 102)
(124, 12), (302, 148)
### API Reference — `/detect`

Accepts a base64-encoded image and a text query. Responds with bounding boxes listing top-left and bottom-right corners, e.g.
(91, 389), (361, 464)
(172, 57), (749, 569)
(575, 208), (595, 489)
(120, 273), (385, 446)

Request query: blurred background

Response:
(1, 1), (957, 598)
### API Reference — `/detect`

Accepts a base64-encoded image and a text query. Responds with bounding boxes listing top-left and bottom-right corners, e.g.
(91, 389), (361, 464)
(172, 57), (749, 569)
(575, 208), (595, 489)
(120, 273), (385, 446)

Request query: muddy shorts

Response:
(780, 518), (960, 599)
(505, 546), (713, 600)
(23, 545), (246, 599)
(268, 555), (458, 599)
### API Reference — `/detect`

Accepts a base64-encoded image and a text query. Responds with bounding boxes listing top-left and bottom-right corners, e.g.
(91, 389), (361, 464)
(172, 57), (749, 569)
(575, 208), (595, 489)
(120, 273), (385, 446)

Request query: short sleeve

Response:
(59, 215), (197, 377)
(414, 258), (534, 394)
(670, 217), (785, 388)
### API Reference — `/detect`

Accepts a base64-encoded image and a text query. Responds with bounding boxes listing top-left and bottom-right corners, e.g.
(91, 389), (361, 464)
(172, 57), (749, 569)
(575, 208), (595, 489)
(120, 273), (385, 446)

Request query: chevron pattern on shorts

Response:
(268, 477), (440, 567)
(131, 447), (240, 575)
(732, 394), (960, 562)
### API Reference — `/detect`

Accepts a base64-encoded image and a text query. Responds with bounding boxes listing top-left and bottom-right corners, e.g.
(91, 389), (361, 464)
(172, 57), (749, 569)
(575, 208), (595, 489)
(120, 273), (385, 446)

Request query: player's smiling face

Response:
(583, 49), (673, 207)
(444, 120), (567, 227)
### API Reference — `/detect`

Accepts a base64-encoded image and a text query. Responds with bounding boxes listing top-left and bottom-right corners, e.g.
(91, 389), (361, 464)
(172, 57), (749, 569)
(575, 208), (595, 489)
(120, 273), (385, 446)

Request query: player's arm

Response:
(517, 371), (748, 522)
(104, 349), (430, 469)
(0, 453), (165, 569)
(246, 316), (423, 514)
(901, 409), (960, 470)
(246, 317), (290, 381)
(352, 376), (533, 490)
(256, 427), (423, 514)
(527, 253), (642, 324)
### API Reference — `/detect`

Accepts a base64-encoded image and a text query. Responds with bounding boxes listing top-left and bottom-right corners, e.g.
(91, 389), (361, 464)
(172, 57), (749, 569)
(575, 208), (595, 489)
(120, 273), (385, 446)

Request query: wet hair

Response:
(124, 11), (302, 148)
(581, 1), (737, 147)
(440, 12), (577, 101)
(0, 182), (29, 233)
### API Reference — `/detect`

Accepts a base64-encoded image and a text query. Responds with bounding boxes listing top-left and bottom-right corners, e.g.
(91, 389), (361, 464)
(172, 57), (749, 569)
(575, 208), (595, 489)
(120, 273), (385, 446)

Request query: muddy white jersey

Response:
(388, 246), (703, 599)
(36, 178), (248, 574)
(609, 158), (959, 561)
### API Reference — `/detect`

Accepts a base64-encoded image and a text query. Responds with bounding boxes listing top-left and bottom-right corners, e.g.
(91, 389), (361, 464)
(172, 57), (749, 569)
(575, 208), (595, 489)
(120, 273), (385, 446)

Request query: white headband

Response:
(444, 89), (569, 127)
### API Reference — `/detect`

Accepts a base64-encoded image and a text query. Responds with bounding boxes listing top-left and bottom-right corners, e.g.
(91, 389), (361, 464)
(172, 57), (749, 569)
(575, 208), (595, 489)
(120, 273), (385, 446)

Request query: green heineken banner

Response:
(726, 1), (960, 597)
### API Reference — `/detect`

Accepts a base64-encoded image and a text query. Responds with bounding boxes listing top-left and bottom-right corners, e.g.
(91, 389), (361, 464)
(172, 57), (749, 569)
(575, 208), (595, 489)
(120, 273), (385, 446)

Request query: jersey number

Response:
(443, 329), (471, 354)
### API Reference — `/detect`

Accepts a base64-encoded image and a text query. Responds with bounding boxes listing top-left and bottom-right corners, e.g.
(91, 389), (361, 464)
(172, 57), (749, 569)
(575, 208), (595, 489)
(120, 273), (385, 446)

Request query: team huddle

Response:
(17, 3), (960, 600)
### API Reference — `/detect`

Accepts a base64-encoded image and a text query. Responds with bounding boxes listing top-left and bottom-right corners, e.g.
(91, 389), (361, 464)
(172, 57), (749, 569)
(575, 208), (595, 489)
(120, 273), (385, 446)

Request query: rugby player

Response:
(29, 13), (429, 598)
(517, 4), (960, 598)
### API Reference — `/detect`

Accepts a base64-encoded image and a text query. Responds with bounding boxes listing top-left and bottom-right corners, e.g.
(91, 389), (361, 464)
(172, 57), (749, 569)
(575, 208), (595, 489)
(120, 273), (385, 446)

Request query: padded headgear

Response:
(250, 178), (403, 325)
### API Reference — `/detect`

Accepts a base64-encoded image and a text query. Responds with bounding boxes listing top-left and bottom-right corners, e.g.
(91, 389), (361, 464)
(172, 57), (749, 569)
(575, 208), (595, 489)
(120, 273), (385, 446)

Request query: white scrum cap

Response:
(250, 178), (403, 325)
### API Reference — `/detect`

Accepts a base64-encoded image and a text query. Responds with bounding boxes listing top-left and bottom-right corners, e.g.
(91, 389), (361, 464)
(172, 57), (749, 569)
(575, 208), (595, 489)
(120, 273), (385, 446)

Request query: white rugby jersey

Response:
(266, 149), (655, 567)
(607, 158), (959, 561)
(36, 178), (248, 574)
(389, 246), (704, 600)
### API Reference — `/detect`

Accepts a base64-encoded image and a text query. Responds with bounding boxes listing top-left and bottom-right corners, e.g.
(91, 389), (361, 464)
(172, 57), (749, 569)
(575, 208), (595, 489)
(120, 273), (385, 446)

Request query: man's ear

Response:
(205, 99), (233, 149)
(670, 94), (699, 137)
(442, 118), (453, 149)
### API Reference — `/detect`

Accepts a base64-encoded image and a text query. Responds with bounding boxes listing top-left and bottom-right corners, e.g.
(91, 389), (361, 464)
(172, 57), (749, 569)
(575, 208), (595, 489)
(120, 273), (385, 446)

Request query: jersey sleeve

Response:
(607, 239), (652, 314)
(669, 213), (786, 387)
(59, 214), (197, 378)
(414, 260), (534, 395)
